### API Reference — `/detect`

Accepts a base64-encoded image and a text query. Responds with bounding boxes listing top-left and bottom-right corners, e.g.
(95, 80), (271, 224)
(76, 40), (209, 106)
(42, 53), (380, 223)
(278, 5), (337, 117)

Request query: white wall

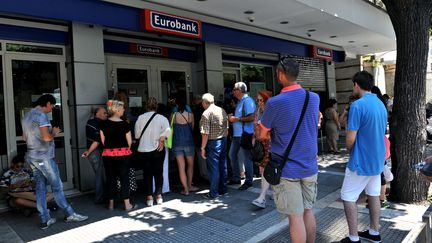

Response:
(204, 43), (224, 102)
(71, 23), (107, 192)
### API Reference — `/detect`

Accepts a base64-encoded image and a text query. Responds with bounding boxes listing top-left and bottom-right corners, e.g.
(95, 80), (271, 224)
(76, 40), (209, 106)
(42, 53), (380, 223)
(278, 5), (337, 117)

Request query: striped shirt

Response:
(200, 104), (229, 140)
(260, 85), (320, 179)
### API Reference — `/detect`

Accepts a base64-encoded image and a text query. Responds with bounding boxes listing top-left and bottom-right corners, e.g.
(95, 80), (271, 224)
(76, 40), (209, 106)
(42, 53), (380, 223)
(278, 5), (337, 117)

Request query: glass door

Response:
(223, 70), (240, 100)
(112, 64), (150, 120)
(158, 66), (191, 107)
(4, 53), (73, 189)
(106, 55), (191, 116)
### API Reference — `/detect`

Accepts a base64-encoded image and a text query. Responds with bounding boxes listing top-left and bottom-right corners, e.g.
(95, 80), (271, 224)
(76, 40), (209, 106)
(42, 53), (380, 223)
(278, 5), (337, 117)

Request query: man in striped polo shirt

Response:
(258, 58), (320, 243)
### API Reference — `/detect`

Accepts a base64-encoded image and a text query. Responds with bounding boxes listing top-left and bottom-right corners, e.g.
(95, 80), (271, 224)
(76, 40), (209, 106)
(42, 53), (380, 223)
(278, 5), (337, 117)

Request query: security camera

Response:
(248, 16), (255, 23)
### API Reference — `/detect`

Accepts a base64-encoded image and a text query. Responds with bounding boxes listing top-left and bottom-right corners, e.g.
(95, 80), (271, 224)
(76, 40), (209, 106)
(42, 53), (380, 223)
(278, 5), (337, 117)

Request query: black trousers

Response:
(137, 149), (165, 196)
(103, 155), (131, 200)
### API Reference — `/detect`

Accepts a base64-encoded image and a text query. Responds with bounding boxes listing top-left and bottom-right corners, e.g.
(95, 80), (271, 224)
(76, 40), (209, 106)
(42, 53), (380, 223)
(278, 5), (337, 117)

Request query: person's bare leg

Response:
(343, 201), (359, 236)
(258, 172), (270, 200)
(304, 209), (316, 243)
(380, 185), (386, 201)
(14, 198), (37, 208)
(124, 199), (133, 210)
(186, 155), (195, 189)
(333, 139), (339, 152)
(176, 156), (188, 194)
(108, 199), (114, 210)
(367, 195), (381, 231)
(327, 137), (334, 152)
(288, 214), (306, 243)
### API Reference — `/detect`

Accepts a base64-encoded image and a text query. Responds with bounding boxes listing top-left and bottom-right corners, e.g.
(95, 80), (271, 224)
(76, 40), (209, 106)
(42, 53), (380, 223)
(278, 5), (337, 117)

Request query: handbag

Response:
(240, 132), (253, 149)
(240, 97), (253, 150)
(250, 140), (265, 163)
(264, 90), (309, 185)
(166, 114), (175, 149)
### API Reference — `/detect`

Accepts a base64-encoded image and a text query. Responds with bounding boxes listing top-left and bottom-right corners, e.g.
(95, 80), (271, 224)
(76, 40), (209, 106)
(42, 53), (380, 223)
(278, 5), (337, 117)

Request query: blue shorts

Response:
(172, 145), (195, 157)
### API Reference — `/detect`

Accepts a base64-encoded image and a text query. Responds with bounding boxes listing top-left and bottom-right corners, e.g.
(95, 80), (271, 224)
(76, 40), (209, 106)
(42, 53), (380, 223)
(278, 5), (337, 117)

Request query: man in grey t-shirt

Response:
(22, 94), (88, 229)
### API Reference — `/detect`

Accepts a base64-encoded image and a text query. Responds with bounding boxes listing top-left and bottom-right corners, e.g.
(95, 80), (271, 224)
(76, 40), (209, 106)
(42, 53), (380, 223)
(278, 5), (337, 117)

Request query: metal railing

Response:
(364, 0), (387, 11)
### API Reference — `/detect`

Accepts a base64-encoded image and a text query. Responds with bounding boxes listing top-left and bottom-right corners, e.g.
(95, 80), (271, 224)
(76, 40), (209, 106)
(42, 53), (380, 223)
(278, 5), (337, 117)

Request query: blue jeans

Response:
(229, 137), (253, 184)
(87, 148), (105, 202)
(206, 138), (227, 198)
(28, 158), (74, 223)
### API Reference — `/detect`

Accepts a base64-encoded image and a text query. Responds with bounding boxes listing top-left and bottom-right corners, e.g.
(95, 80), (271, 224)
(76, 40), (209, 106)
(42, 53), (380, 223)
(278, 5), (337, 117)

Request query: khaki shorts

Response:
(272, 174), (318, 215)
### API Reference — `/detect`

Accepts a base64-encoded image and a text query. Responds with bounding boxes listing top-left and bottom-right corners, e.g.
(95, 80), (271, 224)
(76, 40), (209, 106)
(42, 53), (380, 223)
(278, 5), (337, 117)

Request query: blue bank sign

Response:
(142, 10), (202, 39)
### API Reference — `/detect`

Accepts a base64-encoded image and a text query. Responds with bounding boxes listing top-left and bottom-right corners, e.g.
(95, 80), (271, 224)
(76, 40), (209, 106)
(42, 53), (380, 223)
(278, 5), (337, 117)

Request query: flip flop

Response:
(180, 190), (189, 196)
(125, 203), (138, 212)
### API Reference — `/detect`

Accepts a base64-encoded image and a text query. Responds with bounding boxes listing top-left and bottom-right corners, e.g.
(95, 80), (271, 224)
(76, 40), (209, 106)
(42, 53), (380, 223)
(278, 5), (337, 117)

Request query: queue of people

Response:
(2, 56), (415, 243)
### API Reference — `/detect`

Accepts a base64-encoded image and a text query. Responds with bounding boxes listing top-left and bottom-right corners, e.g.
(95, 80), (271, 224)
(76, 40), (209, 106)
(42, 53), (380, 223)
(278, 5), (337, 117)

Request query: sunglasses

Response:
(256, 98), (264, 103)
(279, 55), (295, 72)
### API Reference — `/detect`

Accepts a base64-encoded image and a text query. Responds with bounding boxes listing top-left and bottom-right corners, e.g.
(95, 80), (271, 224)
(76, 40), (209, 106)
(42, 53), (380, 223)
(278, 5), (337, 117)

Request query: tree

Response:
(382, 0), (432, 202)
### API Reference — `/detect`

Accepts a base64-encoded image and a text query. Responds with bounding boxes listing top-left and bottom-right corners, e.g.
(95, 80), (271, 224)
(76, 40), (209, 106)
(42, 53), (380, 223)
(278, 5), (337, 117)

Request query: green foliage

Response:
(241, 65), (265, 83)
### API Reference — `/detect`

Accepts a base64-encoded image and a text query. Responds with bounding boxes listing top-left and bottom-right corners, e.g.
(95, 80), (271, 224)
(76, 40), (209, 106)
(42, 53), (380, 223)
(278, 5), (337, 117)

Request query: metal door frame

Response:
(3, 41), (73, 189)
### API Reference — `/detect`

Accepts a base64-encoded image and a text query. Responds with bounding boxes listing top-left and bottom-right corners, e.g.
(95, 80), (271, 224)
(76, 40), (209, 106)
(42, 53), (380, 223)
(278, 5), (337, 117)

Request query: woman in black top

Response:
(100, 100), (135, 211)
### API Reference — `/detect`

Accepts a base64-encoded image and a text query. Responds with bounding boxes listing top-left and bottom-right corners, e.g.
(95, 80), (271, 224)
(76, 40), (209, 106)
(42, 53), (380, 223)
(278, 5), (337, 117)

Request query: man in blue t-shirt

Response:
(22, 94), (88, 229)
(258, 58), (320, 243)
(228, 82), (256, 190)
(339, 71), (387, 243)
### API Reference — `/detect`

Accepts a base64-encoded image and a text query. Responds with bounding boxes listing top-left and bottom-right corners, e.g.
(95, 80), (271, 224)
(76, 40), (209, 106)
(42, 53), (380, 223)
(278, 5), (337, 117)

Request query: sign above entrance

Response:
(141, 9), (202, 39)
(130, 43), (168, 57)
(311, 46), (333, 61)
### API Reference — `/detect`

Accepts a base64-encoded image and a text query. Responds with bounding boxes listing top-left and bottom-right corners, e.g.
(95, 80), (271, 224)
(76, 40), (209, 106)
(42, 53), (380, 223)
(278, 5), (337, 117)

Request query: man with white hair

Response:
(200, 93), (229, 199)
(228, 82), (256, 190)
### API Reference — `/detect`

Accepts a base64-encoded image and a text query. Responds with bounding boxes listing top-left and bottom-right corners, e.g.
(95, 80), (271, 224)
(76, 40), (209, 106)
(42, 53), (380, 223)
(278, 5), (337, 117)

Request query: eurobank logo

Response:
(311, 46), (333, 61)
(142, 10), (202, 39)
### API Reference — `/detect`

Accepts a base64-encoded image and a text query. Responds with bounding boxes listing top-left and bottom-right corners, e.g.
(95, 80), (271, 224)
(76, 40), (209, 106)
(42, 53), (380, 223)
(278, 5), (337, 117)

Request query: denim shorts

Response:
(172, 145), (195, 157)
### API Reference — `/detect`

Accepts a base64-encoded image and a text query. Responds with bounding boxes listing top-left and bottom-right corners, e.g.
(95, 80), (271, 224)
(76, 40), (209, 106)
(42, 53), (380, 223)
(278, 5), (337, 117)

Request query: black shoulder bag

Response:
(264, 90), (310, 185)
(132, 112), (157, 167)
(240, 97), (254, 150)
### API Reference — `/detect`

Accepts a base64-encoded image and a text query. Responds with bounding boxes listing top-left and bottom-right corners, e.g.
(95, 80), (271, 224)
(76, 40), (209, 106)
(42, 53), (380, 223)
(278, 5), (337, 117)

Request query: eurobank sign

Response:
(141, 10), (202, 39)
(311, 46), (333, 61)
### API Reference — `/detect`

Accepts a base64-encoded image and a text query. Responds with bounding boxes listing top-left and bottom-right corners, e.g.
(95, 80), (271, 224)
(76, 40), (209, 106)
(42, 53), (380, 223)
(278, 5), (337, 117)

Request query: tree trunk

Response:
(383, 0), (432, 202)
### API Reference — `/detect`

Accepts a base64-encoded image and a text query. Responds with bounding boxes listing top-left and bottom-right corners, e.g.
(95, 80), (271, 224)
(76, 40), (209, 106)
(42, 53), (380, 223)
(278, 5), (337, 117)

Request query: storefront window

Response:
(161, 70), (187, 104)
(6, 43), (63, 55)
(12, 60), (62, 137)
(241, 64), (274, 98)
(223, 62), (274, 101)
(11, 59), (68, 181)
(116, 68), (149, 118)
(223, 71), (239, 100)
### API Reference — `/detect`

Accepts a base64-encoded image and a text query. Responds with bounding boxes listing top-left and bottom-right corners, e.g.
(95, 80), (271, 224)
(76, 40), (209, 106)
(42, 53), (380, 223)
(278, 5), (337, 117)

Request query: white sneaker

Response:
(252, 198), (266, 209)
(40, 218), (56, 230)
(147, 199), (153, 207)
(64, 213), (88, 222)
(156, 197), (163, 205)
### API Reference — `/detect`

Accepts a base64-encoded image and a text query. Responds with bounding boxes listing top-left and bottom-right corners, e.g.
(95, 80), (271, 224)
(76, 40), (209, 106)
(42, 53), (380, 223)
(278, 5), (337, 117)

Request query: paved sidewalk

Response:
(0, 152), (429, 243)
